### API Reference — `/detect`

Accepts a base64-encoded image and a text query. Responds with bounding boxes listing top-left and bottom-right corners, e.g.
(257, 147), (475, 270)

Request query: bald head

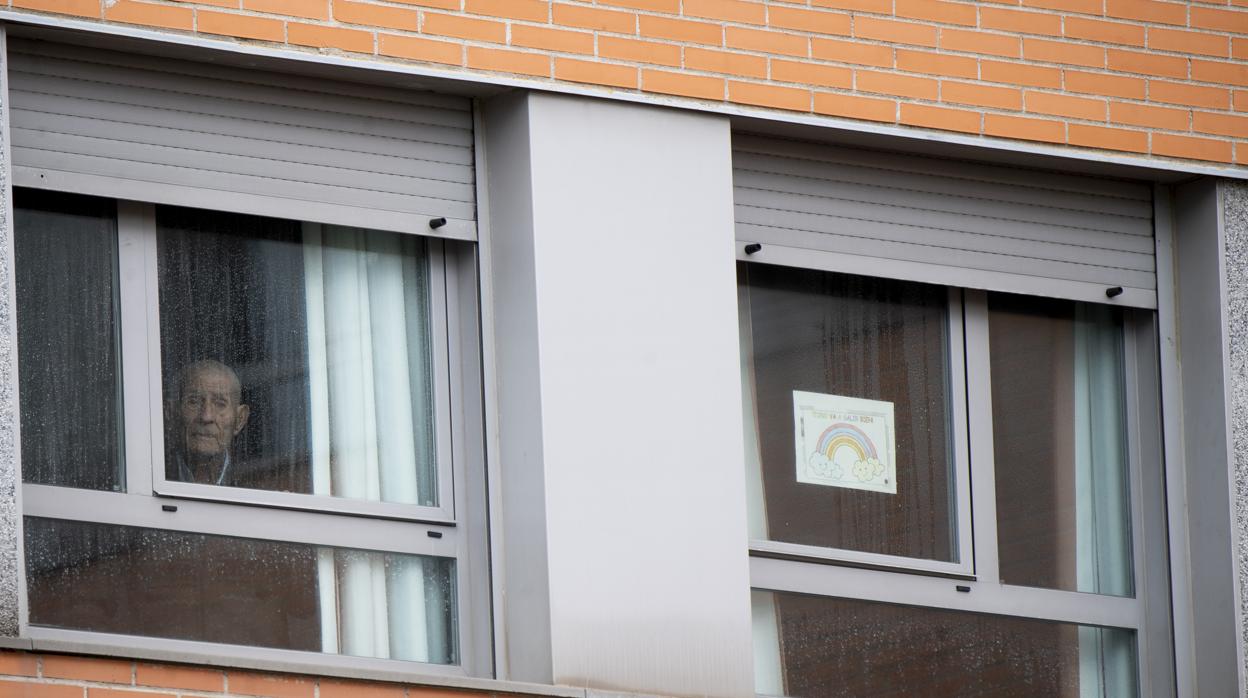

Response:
(175, 360), (249, 467)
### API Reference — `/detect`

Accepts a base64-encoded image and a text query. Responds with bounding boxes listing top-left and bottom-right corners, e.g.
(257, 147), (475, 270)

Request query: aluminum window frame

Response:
(16, 192), (492, 678)
(740, 252), (1174, 696)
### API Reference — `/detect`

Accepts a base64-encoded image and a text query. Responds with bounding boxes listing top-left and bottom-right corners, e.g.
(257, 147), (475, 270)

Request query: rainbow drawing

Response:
(793, 389), (896, 494)
(814, 423), (878, 464)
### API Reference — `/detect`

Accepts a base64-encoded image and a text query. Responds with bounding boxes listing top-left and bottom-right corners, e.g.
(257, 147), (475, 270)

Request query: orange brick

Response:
(288, 22), (373, 52)
(984, 113), (1065, 143)
(1065, 70), (1146, 100)
(422, 13), (506, 43)
(0, 679), (83, 698)
(682, 0), (765, 24)
(467, 46), (550, 76)
(900, 103), (980, 133)
(1236, 90), (1248, 112)
(854, 17), (938, 48)
(1023, 38), (1104, 68)
(227, 672), (314, 698)
(43, 655), (132, 684)
(811, 37), (892, 67)
(334, 0), (417, 30)
(603, 0), (677, 11)
(894, 0), (976, 26)
(725, 26), (808, 57)
(895, 49), (976, 79)
(1149, 80), (1230, 109)
(1111, 101), (1190, 130)
(104, 0), (193, 29)
(11, 0), (98, 18)
(243, 0), (325, 19)
(1194, 111), (1248, 138)
(1105, 0), (1187, 26)
(1236, 38), (1248, 61)
(598, 36), (680, 66)
(379, 33), (461, 64)
(1148, 28), (1229, 58)
(1063, 17), (1145, 47)
(465, 0), (548, 22)
(552, 3), (634, 33)
(0, 653), (37, 678)
(639, 15), (722, 46)
(939, 29), (1020, 58)
(685, 47), (767, 78)
(88, 689), (174, 698)
(197, 10), (283, 39)
(729, 80), (810, 110)
(135, 664), (224, 693)
(767, 6), (850, 36)
(319, 679), (406, 698)
(811, 0), (891, 12)
(387, 0), (455, 7)
(554, 57), (638, 88)
(1152, 133), (1233, 162)
(771, 59), (851, 88)
(1193, 59), (1248, 88)
(1191, 6), (1248, 34)
(1068, 123), (1148, 152)
(856, 69), (938, 99)
(641, 68), (725, 99)
(1026, 91), (1107, 120)
(980, 7), (1062, 36)
(511, 25), (594, 54)
(1107, 49), (1187, 79)
(1023, 0), (1101, 14)
(813, 91), (896, 122)
(981, 60), (1062, 88)
(942, 81), (1022, 109)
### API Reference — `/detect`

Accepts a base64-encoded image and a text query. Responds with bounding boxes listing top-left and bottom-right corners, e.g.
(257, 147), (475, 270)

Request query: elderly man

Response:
(168, 359), (250, 486)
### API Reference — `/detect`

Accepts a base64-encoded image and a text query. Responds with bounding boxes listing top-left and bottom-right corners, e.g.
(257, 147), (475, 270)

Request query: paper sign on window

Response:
(793, 391), (897, 494)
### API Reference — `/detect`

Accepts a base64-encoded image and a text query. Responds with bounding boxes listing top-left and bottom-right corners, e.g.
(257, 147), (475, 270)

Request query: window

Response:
(15, 189), (488, 674)
(739, 261), (1170, 697)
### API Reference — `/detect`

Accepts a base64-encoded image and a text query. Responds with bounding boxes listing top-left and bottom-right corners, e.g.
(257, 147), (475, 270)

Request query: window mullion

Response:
(116, 200), (160, 496)
(962, 290), (1001, 585)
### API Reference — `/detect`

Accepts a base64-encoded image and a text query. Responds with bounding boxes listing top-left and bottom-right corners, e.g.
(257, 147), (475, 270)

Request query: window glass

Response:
(752, 590), (1137, 698)
(739, 264), (957, 562)
(24, 516), (458, 664)
(989, 294), (1133, 597)
(15, 189), (124, 491)
(157, 207), (438, 506)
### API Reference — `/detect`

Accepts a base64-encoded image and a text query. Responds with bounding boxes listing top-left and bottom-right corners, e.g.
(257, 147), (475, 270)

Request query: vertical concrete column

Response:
(0, 25), (22, 638)
(482, 91), (753, 698)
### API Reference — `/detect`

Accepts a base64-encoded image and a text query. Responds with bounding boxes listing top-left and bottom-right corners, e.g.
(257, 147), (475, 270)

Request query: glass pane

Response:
(740, 264), (957, 562)
(752, 590), (1137, 697)
(989, 294), (1133, 597)
(25, 517), (457, 664)
(14, 189), (124, 491)
(156, 207), (438, 507)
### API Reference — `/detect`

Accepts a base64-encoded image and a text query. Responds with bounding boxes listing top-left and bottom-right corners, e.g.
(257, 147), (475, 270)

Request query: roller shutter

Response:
(8, 39), (477, 240)
(734, 133), (1156, 308)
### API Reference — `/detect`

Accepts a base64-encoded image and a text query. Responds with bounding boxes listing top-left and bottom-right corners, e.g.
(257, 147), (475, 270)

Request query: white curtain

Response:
(1072, 303), (1135, 697)
(303, 224), (446, 663)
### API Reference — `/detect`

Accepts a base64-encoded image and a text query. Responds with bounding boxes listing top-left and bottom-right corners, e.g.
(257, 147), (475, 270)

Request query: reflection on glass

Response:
(157, 207), (438, 507)
(989, 294), (1133, 597)
(25, 517), (457, 664)
(739, 264), (956, 562)
(15, 189), (124, 491)
(752, 590), (1137, 697)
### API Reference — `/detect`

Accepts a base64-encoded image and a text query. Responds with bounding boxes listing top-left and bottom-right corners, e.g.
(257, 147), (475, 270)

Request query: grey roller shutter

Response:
(734, 133), (1156, 308)
(8, 39), (477, 240)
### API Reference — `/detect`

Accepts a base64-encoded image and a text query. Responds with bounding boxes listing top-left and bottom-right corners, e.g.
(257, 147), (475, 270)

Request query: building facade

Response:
(0, 0), (1245, 696)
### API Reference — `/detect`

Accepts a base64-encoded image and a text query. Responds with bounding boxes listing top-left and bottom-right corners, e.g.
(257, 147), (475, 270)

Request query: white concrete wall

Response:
(484, 91), (753, 698)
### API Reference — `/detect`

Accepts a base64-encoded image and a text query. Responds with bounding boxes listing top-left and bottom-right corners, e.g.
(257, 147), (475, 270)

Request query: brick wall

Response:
(0, 651), (502, 698)
(5, 0), (1248, 165)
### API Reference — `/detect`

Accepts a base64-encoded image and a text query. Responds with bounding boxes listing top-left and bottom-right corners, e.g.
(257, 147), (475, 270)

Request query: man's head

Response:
(175, 360), (250, 465)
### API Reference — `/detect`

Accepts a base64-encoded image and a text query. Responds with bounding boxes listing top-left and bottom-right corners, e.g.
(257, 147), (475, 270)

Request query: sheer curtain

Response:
(303, 224), (448, 663)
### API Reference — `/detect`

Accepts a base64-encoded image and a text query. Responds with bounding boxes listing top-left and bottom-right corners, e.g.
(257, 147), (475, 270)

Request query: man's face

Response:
(178, 367), (249, 462)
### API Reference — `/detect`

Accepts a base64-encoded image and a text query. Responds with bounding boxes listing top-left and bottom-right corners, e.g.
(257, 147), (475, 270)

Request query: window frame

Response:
(15, 192), (493, 678)
(740, 255), (1175, 695)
